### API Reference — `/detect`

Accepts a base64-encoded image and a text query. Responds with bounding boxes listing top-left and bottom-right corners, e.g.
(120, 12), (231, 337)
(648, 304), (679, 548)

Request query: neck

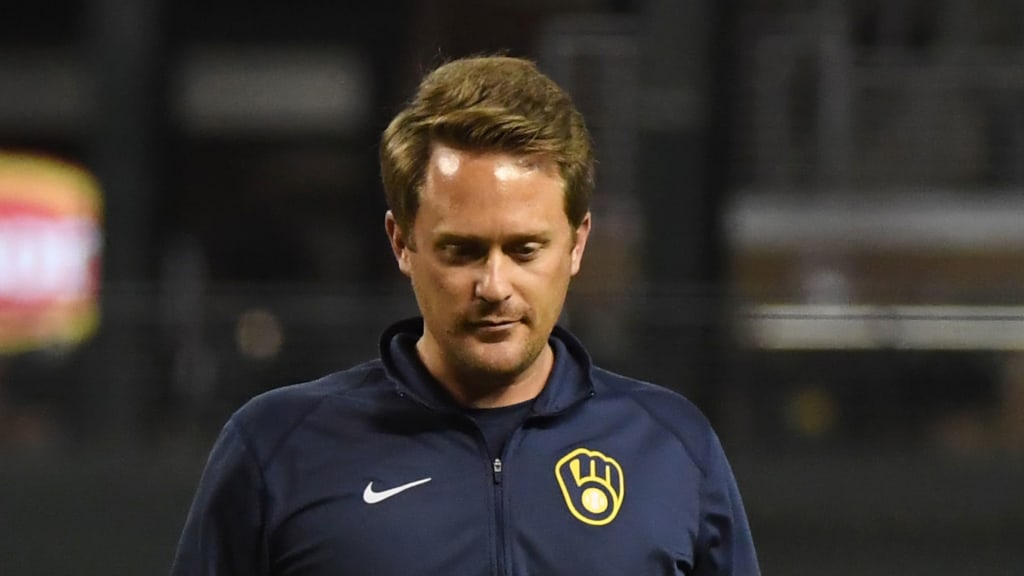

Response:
(417, 340), (554, 409)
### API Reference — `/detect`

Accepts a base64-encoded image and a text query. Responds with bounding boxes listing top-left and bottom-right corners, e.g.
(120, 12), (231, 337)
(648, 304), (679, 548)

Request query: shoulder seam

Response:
(594, 368), (712, 478)
(244, 365), (382, 469)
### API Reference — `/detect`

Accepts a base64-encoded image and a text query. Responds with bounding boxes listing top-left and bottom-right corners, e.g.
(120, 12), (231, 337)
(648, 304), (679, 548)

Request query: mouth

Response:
(466, 318), (522, 335)
(470, 318), (519, 328)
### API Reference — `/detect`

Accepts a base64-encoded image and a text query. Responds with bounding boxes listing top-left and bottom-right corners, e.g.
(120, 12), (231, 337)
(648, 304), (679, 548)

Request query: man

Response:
(171, 55), (760, 575)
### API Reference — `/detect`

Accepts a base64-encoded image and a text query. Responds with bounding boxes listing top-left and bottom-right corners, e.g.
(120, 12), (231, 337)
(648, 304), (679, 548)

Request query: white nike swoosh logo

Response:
(362, 477), (432, 504)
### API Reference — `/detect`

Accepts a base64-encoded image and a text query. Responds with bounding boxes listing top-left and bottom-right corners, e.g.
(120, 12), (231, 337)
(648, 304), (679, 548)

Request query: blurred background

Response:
(2, 0), (1023, 574)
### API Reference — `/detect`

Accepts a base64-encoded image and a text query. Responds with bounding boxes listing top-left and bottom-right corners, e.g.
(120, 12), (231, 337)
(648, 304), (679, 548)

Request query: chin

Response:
(458, 340), (536, 378)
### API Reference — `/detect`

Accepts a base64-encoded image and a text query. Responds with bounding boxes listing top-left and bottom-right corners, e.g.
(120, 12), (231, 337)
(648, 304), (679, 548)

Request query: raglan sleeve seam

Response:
(255, 367), (379, 470)
(223, 416), (272, 570)
(621, 386), (715, 477)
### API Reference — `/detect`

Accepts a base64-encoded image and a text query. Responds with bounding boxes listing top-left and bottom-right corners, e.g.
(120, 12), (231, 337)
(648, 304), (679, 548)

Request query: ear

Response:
(384, 211), (412, 276)
(569, 212), (591, 276)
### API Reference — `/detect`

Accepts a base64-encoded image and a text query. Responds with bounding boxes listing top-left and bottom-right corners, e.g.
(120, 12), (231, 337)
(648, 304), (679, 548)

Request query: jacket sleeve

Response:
(170, 419), (270, 576)
(693, 430), (760, 576)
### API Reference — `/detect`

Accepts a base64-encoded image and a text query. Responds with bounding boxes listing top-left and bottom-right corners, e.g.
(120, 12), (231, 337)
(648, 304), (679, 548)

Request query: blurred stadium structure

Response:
(2, 1), (1023, 575)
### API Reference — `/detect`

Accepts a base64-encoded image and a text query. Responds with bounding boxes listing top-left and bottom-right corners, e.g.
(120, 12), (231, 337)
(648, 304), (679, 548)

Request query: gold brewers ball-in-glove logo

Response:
(555, 448), (625, 526)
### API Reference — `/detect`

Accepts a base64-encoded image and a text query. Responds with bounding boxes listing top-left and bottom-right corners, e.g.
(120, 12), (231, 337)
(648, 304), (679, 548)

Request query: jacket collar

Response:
(379, 317), (595, 415)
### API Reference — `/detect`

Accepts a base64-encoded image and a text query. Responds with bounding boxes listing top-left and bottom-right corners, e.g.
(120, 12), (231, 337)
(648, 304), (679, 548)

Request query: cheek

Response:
(417, 266), (472, 303)
(524, 263), (572, 303)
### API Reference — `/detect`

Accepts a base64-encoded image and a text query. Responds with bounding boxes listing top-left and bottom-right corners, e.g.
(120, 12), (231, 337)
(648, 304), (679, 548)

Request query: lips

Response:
(468, 319), (519, 329)
(464, 317), (524, 336)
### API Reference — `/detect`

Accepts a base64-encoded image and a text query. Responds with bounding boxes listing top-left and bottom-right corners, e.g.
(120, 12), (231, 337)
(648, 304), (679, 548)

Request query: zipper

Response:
(492, 453), (509, 576)
(398, 391), (535, 575)
(462, 415), (509, 576)
(467, 413), (537, 576)
(486, 434), (511, 576)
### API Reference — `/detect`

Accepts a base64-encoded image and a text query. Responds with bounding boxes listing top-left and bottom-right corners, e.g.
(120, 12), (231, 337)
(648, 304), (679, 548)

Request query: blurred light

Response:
(235, 307), (283, 360)
(743, 304), (1024, 350)
(728, 192), (1024, 250)
(784, 387), (839, 439)
(0, 152), (103, 354)
(175, 47), (369, 136)
(0, 47), (369, 137)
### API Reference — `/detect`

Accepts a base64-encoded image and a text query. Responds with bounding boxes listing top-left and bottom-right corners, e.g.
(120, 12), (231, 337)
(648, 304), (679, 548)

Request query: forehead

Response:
(417, 144), (569, 231)
(426, 143), (559, 180)
(423, 145), (563, 199)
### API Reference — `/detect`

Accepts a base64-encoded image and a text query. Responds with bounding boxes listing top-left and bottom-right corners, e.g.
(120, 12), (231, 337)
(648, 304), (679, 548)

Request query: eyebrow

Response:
(432, 231), (552, 245)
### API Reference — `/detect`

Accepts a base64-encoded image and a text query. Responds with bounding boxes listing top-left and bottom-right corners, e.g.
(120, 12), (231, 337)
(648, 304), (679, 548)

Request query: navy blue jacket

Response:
(171, 318), (760, 575)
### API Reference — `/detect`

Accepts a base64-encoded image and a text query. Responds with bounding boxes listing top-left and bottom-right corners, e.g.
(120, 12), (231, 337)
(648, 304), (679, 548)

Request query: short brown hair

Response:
(380, 55), (594, 234)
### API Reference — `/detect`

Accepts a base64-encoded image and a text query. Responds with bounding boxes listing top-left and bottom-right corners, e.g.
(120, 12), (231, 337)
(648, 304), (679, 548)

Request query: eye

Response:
(508, 242), (543, 261)
(439, 241), (485, 264)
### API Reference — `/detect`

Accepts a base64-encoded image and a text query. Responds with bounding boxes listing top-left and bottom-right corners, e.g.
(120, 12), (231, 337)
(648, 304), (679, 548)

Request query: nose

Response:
(474, 253), (513, 303)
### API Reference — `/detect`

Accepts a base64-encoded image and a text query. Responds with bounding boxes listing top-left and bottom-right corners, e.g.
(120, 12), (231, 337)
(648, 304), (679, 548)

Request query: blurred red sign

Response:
(0, 153), (103, 353)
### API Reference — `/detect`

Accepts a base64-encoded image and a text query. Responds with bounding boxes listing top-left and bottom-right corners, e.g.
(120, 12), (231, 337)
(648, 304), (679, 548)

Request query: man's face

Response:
(386, 144), (590, 395)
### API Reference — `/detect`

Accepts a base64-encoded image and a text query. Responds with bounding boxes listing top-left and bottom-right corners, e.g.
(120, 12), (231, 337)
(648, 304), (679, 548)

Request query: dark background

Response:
(2, 1), (1023, 574)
